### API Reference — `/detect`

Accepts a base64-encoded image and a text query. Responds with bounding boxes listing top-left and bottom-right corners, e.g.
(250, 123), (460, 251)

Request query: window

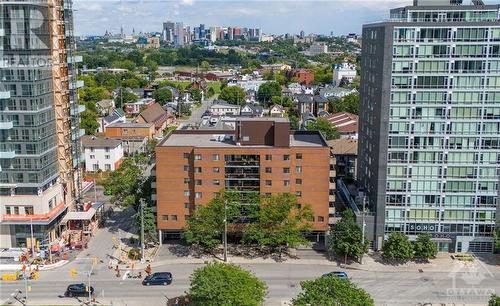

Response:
(265, 167), (272, 173)
(105, 148), (110, 153)
(14, 207), (19, 215)
(296, 179), (302, 185)
(265, 154), (272, 161)
(296, 153), (302, 160)
(162, 215), (168, 221)
(183, 165), (189, 171)
(213, 167), (220, 173)
(5, 207), (11, 215)
(194, 167), (202, 173)
(170, 215), (178, 221)
(90, 155), (95, 159)
(213, 179), (220, 186)
(295, 204), (302, 209)
(184, 190), (190, 197)
(195, 192), (202, 199)
(265, 180), (272, 186)
(92, 164), (99, 171)
(90, 148), (95, 152)
(296, 166), (302, 173)
(24, 206), (33, 215)
(212, 154), (220, 161)
(283, 167), (290, 174)
(105, 164), (111, 171)
(296, 191), (302, 197)
(283, 154), (290, 161)
(184, 203), (190, 209)
(264, 192), (272, 196)
(284, 180), (290, 186)
(105, 155), (110, 159)
(195, 179), (202, 186)
(184, 178), (190, 184)
(317, 216), (325, 222)
(194, 154), (202, 160)
(183, 152), (190, 158)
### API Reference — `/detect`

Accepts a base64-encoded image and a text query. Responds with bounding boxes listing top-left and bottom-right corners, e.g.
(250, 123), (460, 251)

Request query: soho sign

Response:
(408, 224), (437, 231)
(3, 5), (50, 50)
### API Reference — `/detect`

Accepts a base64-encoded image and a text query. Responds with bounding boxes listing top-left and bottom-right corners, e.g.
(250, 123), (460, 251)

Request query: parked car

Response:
(322, 271), (349, 280)
(64, 283), (94, 297)
(142, 272), (173, 286)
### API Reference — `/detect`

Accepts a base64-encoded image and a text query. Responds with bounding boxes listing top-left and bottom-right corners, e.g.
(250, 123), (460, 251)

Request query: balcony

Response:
(1, 202), (66, 224)
(0, 91), (11, 99)
(151, 194), (157, 201)
(151, 181), (156, 189)
(69, 80), (84, 90)
(0, 150), (15, 159)
(70, 104), (86, 115)
(0, 121), (13, 130)
(329, 194), (335, 202)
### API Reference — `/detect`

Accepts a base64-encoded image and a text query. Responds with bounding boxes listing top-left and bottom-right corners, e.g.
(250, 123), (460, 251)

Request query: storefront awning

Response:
(62, 208), (96, 222)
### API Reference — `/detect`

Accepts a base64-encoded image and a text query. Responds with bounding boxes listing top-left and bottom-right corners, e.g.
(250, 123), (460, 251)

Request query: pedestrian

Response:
(145, 264), (152, 276)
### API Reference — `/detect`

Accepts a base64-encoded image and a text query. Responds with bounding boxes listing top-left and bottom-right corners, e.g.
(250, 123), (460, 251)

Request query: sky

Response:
(73, 0), (496, 36)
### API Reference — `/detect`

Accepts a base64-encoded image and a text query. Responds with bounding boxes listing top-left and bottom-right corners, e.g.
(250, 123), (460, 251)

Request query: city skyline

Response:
(74, 0), (418, 36)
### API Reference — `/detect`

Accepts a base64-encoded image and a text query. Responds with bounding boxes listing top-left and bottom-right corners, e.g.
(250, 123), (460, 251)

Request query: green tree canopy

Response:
(257, 81), (281, 104)
(242, 193), (313, 253)
(102, 157), (146, 207)
(219, 86), (246, 105)
(413, 233), (438, 261)
(134, 200), (158, 244)
(328, 211), (369, 263)
(111, 59), (136, 71)
(115, 89), (138, 108)
(153, 88), (174, 105)
(80, 108), (99, 135)
(489, 294), (500, 306)
(307, 117), (340, 140)
(292, 275), (374, 306)
(189, 262), (267, 306)
(330, 93), (360, 115)
(190, 88), (202, 102)
(382, 232), (414, 262)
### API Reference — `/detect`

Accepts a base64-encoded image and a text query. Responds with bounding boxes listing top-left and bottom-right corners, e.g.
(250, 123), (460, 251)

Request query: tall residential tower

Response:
(359, 0), (499, 252)
(0, 0), (84, 248)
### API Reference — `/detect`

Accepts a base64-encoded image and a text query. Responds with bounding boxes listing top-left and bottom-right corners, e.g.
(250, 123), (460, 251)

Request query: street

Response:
(178, 94), (217, 128)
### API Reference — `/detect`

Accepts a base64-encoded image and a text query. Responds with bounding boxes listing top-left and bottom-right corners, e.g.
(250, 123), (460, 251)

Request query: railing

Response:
(1, 202), (66, 223)
(337, 179), (360, 214)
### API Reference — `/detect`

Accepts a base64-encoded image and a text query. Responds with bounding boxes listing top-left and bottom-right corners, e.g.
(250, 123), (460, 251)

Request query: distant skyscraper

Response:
(300, 30), (305, 38)
(358, 0), (500, 253)
(174, 22), (185, 47)
(163, 21), (175, 43)
(0, 0), (84, 247)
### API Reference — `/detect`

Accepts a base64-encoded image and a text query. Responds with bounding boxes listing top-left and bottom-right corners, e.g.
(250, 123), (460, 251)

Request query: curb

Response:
(38, 260), (69, 271)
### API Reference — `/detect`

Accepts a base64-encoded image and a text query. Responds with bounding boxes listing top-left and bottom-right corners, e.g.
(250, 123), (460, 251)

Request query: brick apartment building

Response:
(155, 118), (331, 240)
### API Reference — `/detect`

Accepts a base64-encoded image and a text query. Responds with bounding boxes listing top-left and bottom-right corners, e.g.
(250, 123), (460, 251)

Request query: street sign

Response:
(69, 268), (77, 277)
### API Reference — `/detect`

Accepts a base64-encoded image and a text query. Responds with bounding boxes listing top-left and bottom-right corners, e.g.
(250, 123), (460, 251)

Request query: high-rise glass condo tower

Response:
(359, 0), (499, 253)
(0, 0), (84, 248)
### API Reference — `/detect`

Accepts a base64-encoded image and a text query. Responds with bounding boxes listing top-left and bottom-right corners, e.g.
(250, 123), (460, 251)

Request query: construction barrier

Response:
(2, 272), (20, 281)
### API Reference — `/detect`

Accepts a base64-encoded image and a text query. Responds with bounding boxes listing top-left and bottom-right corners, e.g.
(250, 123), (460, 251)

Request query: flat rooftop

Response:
(107, 122), (153, 128)
(160, 131), (326, 148)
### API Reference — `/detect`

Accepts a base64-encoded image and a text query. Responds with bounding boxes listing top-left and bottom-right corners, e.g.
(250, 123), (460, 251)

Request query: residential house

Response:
(240, 103), (263, 117)
(319, 86), (357, 99)
(188, 80), (207, 93)
(332, 63), (357, 87)
(98, 109), (126, 133)
(113, 136), (149, 156)
(96, 99), (115, 116)
(327, 138), (357, 180)
(210, 100), (240, 116)
(105, 122), (156, 139)
(269, 104), (285, 118)
(294, 94), (328, 117)
(326, 112), (358, 139)
(136, 103), (170, 137)
(292, 69), (314, 85)
(287, 83), (303, 95)
(123, 98), (155, 116)
(82, 136), (124, 172)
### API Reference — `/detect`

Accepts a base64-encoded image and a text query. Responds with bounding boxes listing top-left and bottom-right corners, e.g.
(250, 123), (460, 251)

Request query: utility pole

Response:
(140, 199), (145, 263)
(223, 199), (228, 262)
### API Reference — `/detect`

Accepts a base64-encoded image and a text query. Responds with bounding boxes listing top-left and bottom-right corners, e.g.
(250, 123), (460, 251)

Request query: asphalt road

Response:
(1, 259), (498, 306)
(179, 94), (218, 128)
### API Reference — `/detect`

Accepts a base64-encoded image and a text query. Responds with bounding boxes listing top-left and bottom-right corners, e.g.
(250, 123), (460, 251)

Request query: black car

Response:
(64, 283), (94, 297)
(142, 272), (173, 286)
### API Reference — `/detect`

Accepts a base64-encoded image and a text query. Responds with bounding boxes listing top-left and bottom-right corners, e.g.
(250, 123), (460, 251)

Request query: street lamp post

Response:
(29, 218), (35, 257)
(223, 199), (228, 262)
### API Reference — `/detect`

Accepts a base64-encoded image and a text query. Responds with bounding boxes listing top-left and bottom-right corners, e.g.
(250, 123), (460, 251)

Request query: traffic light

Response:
(69, 268), (77, 277)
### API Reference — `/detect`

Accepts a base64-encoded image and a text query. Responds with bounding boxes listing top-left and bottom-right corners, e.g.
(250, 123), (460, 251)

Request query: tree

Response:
(489, 294), (500, 306)
(289, 115), (299, 130)
(292, 274), (374, 306)
(102, 157), (145, 207)
(382, 232), (414, 262)
(207, 87), (216, 98)
(307, 117), (340, 140)
(79, 86), (110, 103)
(328, 211), (368, 264)
(80, 109), (99, 135)
(153, 88), (173, 105)
(271, 96), (293, 108)
(184, 197), (225, 251)
(242, 193), (313, 254)
(257, 81), (281, 104)
(330, 93), (359, 115)
(219, 85), (246, 105)
(200, 60), (210, 73)
(111, 59), (136, 71)
(413, 233), (438, 261)
(115, 89), (138, 108)
(189, 262), (267, 306)
(190, 88), (202, 103)
(134, 202), (158, 244)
